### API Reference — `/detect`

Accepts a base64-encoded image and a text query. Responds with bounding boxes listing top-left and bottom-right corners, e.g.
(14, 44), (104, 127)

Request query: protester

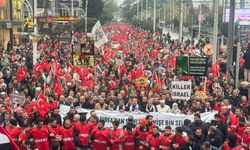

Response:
(0, 22), (249, 149)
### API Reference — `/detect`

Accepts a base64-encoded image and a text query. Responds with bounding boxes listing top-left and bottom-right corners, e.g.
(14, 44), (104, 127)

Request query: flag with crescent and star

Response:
(35, 92), (49, 118)
(15, 66), (27, 82)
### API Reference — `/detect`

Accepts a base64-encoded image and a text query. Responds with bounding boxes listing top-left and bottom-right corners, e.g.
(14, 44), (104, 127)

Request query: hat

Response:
(139, 118), (147, 125)
(35, 87), (41, 91)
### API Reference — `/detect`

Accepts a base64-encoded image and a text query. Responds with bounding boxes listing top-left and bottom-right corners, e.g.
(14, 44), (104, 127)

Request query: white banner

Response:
(171, 81), (192, 100)
(91, 20), (108, 48)
(59, 105), (216, 129)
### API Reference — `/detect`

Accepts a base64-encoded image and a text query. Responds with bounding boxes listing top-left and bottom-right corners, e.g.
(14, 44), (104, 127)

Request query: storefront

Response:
(0, 0), (23, 49)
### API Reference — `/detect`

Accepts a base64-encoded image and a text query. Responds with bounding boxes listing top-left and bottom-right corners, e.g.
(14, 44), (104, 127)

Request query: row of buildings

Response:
(0, 0), (84, 49)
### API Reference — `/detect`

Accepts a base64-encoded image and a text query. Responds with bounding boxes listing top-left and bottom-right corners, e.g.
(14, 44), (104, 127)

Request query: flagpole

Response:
(179, 0), (184, 42)
(198, 3), (201, 40)
(33, 0), (38, 65)
(85, 0), (88, 33)
(153, 0), (156, 39)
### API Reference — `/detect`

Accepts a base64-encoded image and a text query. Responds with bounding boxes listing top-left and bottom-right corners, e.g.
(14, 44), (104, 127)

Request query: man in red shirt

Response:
(135, 118), (149, 150)
(160, 126), (174, 150)
(123, 126), (136, 150)
(236, 117), (246, 144)
(145, 115), (156, 134)
(74, 114), (95, 149)
(5, 119), (23, 145)
(110, 120), (124, 150)
(146, 126), (162, 149)
(59, 117), (76, 150)
(171, 127), (186, 150)
(91, 120), (111, 150)
(241, 124), (250, 150)
(48, 117), (61, 148)
(29, 118), (50, 150)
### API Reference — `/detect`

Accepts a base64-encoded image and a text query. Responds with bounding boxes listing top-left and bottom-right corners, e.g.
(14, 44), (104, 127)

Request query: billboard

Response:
(224, 9), (250, 22)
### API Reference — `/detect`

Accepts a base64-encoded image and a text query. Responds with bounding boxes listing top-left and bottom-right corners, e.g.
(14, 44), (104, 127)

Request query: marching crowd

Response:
(0, 22), (249, 149)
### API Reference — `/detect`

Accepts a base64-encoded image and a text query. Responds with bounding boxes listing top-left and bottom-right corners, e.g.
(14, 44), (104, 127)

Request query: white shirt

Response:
(156, 104), (170, 112)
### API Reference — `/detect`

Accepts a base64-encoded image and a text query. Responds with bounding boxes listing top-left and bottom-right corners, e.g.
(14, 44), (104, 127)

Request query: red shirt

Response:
(110, 128), (124, 150)
(92, 128), (111, 150)
(29, 126), (50, 150)
(160, 133), (174, 150)
(147, 133), (162, 149)
(241, 133), (250, 150)
(59, 126), (76, 150)
(74, 122), (95, 146)
(123, 130), (136, 150)
(5, 126), (23, 144)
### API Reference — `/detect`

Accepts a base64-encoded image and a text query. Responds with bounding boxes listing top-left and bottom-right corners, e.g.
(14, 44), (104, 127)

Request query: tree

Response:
(81, 0), (104, 19)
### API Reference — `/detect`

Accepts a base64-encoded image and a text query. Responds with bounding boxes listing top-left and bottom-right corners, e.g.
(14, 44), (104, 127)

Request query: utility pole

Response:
(227, 0), (235, 82)
(137, 0), (139, 19)
(9, 0), (13, 50)
(235, 28), (240, 89)
(212, 0), (219, 64)
(153, 0), (156, 37)
(33, 0), (38, 64)
(164, 3), (166, 27)
(198, 4), (202, 40)
(141, 0), (143, 21)
(85, 0), (88, 33)
(71, 0), (74, 17)
(172, 0), (174, 29)
(146, 0), (148, 19)
(179, 0), (184, 42)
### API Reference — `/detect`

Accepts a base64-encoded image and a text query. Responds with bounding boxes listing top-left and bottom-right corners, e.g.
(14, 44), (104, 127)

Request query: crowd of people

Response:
(0, 22), (249, 149)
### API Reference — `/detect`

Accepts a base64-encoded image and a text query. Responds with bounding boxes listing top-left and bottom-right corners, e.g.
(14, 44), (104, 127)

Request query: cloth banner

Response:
(91, 20), (108, 48)
(171, 81), (192, 100)
(59, 104), (216, 129)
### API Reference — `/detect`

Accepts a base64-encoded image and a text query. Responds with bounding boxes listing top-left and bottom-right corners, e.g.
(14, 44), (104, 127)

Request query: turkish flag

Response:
(15, 66), (27, 81)
(0, 125), (20, 150)
(35, 92), (49, 118)
(55, 79), (63, 96)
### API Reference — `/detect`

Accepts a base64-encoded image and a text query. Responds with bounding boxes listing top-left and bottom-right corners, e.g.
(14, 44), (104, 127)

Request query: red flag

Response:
(35, 92), (49, 118)
(15, 66), (27, 81)
(103, 49), (111, 61)
(0, 125), (20, 150)
(64, 72), (72, 83)
(151, 72), (162, 92)
(55, 79), (63, 96)
(150, 48), (157, 59)
(211, 61), (221, 77)
(135, 64), (143, 78)
(118, 63), (127, 76)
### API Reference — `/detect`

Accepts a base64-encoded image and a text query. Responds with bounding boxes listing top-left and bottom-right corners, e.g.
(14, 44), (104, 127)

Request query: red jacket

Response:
(172, 134), (186, 149)
(147, 133), (162, 149)
(241, 133), (250, 150)
(59, 125), (76, 150)
(110, 128), (124, 150)
(5, 126), (23, 144)
(223, 142), (242, 150)
(47, 124), (61, 147)
(92, 128), (111, 150)
(135, 126), (149, 149)
(123, 130), (136, 150)
(19, 131), (29, 150)
(160, 133), (174, 150)
(29, 125), (50, 150)
(236, 126), (246, 144)
(74, 122), (95, 147)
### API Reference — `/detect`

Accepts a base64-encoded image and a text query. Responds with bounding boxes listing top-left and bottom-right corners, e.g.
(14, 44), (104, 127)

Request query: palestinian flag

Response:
(0, 126), (19, 150)
(151, 72), (162, 92)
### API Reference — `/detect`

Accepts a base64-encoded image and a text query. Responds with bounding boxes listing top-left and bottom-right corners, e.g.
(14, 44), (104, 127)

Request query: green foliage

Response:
(73, 18), (98, 32)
